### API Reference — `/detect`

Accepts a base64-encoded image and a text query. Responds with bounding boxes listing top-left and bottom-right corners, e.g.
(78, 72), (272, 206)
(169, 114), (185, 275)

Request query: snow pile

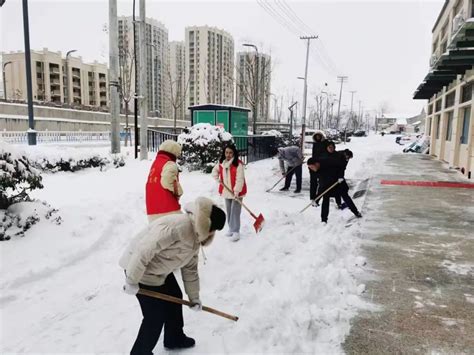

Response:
(0, 134), (402, 353)
(178, 123), (232, 172)
(261, 129), (283, 137)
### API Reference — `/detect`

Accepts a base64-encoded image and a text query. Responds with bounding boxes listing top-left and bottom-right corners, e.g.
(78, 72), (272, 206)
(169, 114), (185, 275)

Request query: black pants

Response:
(321, 183), (359, 222)
(283, 165), (302, 191)
(309, 170), (319, 200)
(131, 273), (185, 355)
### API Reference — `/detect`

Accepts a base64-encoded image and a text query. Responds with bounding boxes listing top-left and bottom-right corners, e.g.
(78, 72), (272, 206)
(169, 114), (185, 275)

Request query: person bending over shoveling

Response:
(120, 197), (226, 354)
(277, 146), (304, 193)
(307, 155), (362, 224)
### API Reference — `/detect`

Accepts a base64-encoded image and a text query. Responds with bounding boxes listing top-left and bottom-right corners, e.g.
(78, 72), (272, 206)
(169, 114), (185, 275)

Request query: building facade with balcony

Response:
(118, 17), (170, 118)
(2, 48), (108, 108)
(414, 0), (474, 178)
(185, 26), (234, 109)
(236, 51), (271, 121)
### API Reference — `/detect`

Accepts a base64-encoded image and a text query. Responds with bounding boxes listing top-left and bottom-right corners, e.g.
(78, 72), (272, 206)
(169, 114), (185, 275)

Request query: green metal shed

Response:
(189, 104), (250, 136)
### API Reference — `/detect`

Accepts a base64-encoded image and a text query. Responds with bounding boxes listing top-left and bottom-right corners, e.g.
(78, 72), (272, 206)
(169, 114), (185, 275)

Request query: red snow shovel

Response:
(221, 181), (265, 233)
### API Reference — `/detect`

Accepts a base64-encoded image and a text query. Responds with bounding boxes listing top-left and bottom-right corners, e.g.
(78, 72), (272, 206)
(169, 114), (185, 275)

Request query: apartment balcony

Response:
(414, 18), (474, 100)
(51, 91), (61, 97)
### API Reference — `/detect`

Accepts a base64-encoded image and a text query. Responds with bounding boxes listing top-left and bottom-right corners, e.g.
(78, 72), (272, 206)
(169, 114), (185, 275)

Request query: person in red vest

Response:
(211, 143), (247, 242)
(146, 140), (183, 222)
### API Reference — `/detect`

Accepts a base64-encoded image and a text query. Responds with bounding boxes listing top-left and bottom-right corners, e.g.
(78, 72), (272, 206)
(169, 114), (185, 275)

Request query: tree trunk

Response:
(173, 106), (177, 134)
(125, 101), (129, 147)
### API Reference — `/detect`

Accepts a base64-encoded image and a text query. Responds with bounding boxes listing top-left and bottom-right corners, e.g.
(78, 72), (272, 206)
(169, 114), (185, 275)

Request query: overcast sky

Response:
(1, 0), (444, 116)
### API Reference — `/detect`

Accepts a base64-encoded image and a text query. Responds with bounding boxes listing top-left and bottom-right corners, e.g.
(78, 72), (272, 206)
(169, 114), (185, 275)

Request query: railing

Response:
(147, 129), (179, 152)
(0, 130), (133, 144)
(146, 130), (276, 164)
(233, 135), (277, 164)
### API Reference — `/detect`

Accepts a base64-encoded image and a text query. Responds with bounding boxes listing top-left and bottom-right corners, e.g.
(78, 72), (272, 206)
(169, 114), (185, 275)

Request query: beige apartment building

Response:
(414, 0), (474, 178)
(2, 48), (108, 108)
(118, 16), (170, 118)
(185, 26), (234, 108)
(236, 51), (271, 121)
(169, 41), (187, 121)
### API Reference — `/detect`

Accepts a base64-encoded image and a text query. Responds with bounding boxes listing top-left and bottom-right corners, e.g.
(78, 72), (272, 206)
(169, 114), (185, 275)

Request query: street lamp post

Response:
(243, 43), (258, 135)
(22, 0), (36, 145)
(2, 61), (12, 100)
(65, 49), (77, 104)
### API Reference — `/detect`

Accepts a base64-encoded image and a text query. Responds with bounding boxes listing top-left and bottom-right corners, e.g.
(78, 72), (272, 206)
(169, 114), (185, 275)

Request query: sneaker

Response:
(321, 221), (328, 225)
(293, 189), (301, 193)
(164, 335), (196, 350)
(230, 233), (240, 242)
(355, 212), (363, 218)
(279, 187), (289, 191)
(224, 231), (233, 237)
(311, 200), (320, 207)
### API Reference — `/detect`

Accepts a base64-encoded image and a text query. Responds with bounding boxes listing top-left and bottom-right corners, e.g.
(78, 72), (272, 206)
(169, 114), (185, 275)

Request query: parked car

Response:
(353, 130), (366, 137)
(403, 135), (430, 153)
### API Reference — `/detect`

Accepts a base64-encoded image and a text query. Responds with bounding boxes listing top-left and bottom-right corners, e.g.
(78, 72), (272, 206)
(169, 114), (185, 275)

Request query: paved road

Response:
(344, 154), (474, 354)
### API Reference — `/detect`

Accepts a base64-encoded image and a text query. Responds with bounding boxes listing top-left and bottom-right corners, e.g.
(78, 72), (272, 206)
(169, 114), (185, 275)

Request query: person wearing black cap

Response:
(119, 197), (226, 354)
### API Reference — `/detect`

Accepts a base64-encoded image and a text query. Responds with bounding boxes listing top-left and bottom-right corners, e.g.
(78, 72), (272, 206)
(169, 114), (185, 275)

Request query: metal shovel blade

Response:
(253, 214), (265, 233)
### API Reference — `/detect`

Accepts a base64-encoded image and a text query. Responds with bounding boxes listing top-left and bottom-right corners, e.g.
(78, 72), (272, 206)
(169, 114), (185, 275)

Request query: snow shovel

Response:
(138, 288), (238, 322)
(221, 181), (265, 233)
(299, 178), (344, 213)
(265, 160), (306, 193)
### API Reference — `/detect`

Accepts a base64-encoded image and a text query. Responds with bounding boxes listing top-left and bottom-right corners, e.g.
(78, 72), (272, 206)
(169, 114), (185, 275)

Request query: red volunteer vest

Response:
(218, 160), (247, 197)
(146, 151), (180, 215)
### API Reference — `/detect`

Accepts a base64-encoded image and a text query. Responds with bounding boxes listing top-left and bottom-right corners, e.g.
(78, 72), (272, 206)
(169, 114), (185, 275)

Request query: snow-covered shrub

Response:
(177, 124), (232, 172)
(34, 154), (125, 173)
(262, 130), (299, 148)
(0, 141), (43, 209)
(0, 201), (61, 241)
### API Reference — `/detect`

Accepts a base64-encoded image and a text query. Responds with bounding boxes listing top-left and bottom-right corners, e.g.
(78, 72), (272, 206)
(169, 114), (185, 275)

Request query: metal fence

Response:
(147, 129), (179, 152)
(233, 135), (277, 164)
(146, 130), (276, 164)
(0, 130), (133, 144)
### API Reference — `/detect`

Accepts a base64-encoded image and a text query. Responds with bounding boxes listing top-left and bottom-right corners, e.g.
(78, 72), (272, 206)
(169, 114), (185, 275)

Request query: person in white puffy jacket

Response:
(211, 143), (247, 242)
(120, 197), (226, 354)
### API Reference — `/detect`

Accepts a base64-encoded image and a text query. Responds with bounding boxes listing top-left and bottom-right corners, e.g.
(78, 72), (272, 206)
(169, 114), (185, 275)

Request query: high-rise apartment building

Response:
(169, 41), (187, 121)
(236, 51), (271, 121)
(2, 48), (108, 108)
(413, 0), (473, 178)
(185, 26), (234, 108)
(118, 16), (170, 117)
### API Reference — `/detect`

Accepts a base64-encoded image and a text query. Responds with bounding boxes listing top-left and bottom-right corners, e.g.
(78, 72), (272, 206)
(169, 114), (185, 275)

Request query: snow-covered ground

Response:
(0, 134), (402, 354)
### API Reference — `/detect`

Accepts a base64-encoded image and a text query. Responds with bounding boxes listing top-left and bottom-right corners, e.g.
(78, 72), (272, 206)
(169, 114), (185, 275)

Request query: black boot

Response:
(279, 187), (289, 191)
(164, 335), (195, 350)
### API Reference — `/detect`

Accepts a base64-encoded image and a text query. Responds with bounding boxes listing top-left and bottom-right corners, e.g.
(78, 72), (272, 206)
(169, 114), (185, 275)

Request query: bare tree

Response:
(118, 45), (134, 147)
(233, 53), (272, 133)
(167, 69), (190, 133)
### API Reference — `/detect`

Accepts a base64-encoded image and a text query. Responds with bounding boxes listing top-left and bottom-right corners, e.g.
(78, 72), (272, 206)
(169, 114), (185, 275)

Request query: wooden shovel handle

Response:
(137, 289), (239, 322)
(220, 180), (258, 220)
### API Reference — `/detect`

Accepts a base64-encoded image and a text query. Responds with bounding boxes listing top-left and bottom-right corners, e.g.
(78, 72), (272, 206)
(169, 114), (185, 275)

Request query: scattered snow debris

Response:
(464, 294), (474, 304)
(440, 260), (474, 276)
(408, 288), (421, 293)
(357, 284), (366, 294)
(414, 301), (425, 309)
(355, 256), (367, 267)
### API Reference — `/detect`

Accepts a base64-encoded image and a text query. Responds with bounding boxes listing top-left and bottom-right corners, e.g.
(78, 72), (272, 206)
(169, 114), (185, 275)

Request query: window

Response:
(435, 99), (442, 112)
(436, 115), (441, 139)
(446, 111), (453, 141)
(445, 92), (455, 108)
(461, 83), (472, 103)
(461, 107), (471, 144)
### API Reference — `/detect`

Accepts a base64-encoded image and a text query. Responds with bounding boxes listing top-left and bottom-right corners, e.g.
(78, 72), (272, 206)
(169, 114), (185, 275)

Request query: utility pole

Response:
(22, 0), (36, 145)
(65, 49), (77, 105)
(132, 0), (138, 159)
(300, 35), (318, 150)
(336, 75), (348, 130)
(139, 0), (148, 160)
(109, 0), (120, 153)
(288, 101), (297, 138)
(349, 90), (356, 123)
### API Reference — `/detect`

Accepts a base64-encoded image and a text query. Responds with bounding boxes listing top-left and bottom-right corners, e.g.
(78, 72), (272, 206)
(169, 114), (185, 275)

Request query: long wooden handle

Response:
(138, 289), (239, 322)
(300, 180), (341, 213)
(220, 181), (258, 220)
